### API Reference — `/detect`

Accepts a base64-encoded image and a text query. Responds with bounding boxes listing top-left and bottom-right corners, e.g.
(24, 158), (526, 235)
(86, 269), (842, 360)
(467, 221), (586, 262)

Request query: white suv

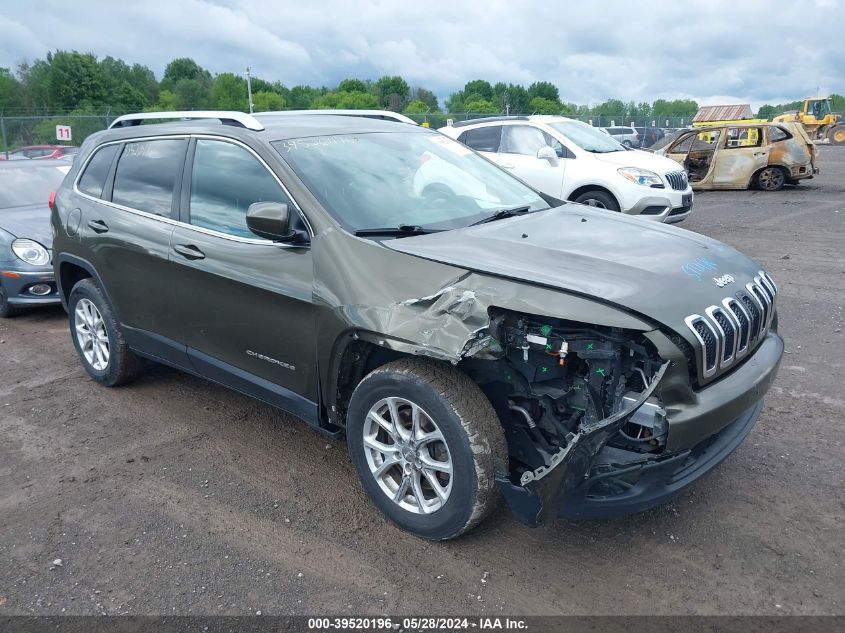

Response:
(439, 116), (693, 223)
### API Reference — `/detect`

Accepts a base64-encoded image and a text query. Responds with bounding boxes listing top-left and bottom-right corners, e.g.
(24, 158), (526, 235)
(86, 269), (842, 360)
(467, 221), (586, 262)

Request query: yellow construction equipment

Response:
(773, 97), (845, 145)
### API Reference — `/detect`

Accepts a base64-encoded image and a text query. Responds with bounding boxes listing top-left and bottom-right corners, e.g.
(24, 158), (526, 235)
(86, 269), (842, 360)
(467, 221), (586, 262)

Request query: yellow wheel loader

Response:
(773, 97), (845, 145)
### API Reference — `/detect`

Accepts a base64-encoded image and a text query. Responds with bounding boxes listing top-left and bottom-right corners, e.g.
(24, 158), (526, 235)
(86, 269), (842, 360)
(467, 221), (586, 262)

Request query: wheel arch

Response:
(56, 254), (116, 317)
(567, 184), (620, 208)
(749, 164), (788, 190)
(323, 330), (430, 429)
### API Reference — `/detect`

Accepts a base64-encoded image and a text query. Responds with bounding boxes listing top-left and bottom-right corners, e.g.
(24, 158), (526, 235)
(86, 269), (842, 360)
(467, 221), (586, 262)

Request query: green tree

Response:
(528, 81), (559, 102)
(411, 87), (439, 111)
(161, 58), (210, 90)
(463, 79), (493, 101)
(212, 73), (247, 110)
(444, 90), (465, 113)
(288, 85), (320, 109)
(403, 99), (429, 114)
(464, 98), (498, 114)
(338, 78), (368, 93)
(312, 90), (378, 109)
(149, 89), (177, 111)
(252, 91), (286, 112)
(528, 96), (561, 114)
(375, 75), (409, 110)
(0, 67), (21, 112)
(495, 83), (530, 114)
(172, 78), (212, 110)
(47, 51), (108, 111)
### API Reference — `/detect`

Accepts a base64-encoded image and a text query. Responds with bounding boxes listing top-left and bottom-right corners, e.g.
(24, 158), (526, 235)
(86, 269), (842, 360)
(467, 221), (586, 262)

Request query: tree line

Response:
(1, 50), (841, 140)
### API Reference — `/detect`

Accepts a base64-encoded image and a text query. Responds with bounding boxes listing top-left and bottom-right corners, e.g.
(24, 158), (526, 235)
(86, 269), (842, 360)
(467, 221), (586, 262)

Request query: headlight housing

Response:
(618, 167), (663, 187)
(12, 239), (50, 266)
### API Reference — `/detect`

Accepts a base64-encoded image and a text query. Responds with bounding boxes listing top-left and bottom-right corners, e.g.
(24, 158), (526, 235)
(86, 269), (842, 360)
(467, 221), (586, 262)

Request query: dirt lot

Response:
(1, 148), (843, 617)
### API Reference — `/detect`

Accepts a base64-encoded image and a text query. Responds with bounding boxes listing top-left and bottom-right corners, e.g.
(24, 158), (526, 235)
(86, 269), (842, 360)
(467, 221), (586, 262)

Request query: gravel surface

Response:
(1, 147), (843, 616)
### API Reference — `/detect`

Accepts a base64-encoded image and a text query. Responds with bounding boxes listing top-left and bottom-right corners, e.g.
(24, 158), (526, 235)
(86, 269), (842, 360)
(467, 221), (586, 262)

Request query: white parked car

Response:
(439, 116), (694, 223)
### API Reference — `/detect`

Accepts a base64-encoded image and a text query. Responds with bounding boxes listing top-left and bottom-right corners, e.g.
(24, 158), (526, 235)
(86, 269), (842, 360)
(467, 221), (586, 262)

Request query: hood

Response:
(0, 204), (53, 249)
(592, 148), (684, 174)
(383, 206), (766, 339)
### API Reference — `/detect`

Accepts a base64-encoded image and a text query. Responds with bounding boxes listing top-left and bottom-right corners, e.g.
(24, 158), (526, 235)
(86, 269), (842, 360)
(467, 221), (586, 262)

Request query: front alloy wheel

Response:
(363, 397), (453, 514)
(347, 358), (507, 539)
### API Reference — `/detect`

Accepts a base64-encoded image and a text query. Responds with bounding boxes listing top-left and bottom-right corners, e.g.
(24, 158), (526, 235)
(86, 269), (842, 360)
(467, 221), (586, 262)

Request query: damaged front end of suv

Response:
(318, 207), (783, 530)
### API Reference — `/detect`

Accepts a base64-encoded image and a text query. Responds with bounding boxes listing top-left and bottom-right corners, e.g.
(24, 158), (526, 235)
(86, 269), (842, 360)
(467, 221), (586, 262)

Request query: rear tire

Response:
(0, 286), (21, 318)
(755, 166), (786, 191)
(67, 278), (144, 386)
(573, 190), (620, 211)
(346, 357), (507, 540)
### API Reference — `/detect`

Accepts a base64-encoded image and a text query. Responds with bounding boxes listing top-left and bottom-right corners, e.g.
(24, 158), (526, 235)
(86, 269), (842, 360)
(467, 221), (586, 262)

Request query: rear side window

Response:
(189, 139), (292, 239)
(78, 145), (119, 198)
(769, 127), (791, 142)
(458, 126), (502, 153)
(112, 139), (187, 217)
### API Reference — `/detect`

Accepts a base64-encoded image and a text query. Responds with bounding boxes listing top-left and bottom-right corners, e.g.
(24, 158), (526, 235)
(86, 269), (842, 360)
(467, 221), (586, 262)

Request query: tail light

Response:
(48, 191), (56, 211)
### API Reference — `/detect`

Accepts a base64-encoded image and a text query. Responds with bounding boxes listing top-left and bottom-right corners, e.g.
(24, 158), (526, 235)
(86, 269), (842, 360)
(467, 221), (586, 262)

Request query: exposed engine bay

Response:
(463, 309), (667, 489)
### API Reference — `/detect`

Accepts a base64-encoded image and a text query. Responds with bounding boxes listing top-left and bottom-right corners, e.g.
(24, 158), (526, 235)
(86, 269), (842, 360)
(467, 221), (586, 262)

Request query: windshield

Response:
(548, 121), (625, 153)
(273, 131), (548, 233)
(0, 165), (70, 209)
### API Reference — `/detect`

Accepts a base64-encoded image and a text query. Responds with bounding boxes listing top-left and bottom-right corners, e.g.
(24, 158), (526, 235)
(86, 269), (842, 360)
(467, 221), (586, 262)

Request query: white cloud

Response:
(1, 0), (842, 108)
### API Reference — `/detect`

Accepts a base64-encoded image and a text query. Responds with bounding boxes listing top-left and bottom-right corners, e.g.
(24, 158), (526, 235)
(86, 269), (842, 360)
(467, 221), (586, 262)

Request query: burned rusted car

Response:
(654, 122), (817, 191)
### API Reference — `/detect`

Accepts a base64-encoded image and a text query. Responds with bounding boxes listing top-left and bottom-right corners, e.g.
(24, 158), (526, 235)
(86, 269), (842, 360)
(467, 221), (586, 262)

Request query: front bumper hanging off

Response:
(495, 361), (669, 527)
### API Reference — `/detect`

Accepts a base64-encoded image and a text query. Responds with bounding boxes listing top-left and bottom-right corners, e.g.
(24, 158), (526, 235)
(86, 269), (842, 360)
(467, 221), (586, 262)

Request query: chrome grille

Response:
(665, 170), (689, 191)
(685, 271), (777, 380)
(723, 298), (751, 356)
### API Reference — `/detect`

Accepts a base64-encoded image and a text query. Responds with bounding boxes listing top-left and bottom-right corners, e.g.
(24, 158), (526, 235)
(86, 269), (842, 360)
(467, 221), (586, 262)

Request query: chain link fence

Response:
(0, 113), (120, 158)
(1, 110), (697, 156)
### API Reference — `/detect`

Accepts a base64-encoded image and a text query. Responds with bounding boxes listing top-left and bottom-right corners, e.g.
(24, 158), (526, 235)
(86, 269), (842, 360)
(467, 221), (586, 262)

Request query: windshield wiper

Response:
(354, 224), (442, 237)
(468, 205), (532, 226)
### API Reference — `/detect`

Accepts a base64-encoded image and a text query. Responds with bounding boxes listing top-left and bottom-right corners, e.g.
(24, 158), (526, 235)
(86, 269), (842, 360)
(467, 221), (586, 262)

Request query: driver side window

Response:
(189, 139), (293, 238)
(500, 125), (550, 156)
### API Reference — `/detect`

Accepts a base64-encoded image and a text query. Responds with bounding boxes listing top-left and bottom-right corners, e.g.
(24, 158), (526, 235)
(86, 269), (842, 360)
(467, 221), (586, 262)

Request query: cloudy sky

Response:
(1, 0), (843, 108)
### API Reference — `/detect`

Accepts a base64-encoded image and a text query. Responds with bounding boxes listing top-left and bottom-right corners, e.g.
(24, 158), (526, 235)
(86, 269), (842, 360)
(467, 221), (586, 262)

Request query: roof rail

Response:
(109, 111), (265, 131)
(450, 116), (529, 128)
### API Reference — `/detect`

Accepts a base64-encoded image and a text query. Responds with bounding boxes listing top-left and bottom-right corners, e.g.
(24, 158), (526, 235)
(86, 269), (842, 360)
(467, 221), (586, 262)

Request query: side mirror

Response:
(246, 202), (301, 242)
(537, 146), (557, 162)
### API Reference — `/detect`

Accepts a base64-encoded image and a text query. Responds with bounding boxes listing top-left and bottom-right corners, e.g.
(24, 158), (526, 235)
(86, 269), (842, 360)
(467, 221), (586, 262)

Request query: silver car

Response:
(602, 126), (641, 148)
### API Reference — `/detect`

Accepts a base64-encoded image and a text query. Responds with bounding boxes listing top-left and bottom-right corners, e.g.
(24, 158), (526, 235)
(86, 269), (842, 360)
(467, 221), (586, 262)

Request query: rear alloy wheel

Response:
(573, 190), (620, 211)
(68, 278), (144, 386)
(346, 358), (507, 540)
(755, 166), (786, 191)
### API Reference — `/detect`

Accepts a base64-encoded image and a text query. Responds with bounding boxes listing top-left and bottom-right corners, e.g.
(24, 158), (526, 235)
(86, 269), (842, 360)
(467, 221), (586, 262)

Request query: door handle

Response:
(173, 244), (205, 260)
(87, 219), (109, 233)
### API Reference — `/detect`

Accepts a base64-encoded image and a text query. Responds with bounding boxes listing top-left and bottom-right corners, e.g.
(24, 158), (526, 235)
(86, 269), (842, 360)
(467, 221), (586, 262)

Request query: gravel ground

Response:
(1, 147), (843, 616)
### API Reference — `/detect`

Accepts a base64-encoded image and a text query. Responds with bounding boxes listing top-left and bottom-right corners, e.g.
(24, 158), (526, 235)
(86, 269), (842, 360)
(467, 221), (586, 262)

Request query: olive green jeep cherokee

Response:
(51, 111), (783, 539)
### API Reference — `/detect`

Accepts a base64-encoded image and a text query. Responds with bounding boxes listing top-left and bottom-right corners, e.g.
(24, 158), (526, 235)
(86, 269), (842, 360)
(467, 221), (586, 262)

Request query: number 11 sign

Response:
(56, 125), (72, 142)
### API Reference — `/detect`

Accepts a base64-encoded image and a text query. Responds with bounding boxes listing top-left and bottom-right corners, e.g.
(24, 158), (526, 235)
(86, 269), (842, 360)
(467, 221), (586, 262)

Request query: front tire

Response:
(573, 190), (620, 211)
(346, 358), (507, 540)
(67, 278), (144, 386)
(0, 286), (21, 318)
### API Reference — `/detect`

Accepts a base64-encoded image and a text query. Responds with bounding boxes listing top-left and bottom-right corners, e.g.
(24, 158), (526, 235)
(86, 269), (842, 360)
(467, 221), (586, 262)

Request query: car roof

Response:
(85, 114), (432, 149)
(254, 110), (418, 125)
